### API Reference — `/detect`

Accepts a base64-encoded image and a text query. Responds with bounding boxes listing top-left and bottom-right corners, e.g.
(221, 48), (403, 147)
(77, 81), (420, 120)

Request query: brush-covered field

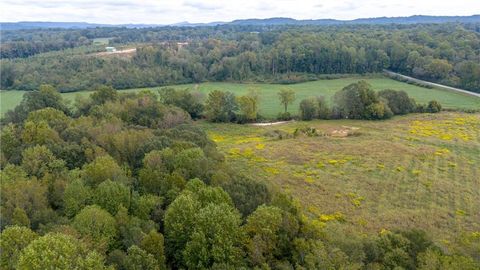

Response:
(2, 76), (479, 116)
(200, 112), (480, 249)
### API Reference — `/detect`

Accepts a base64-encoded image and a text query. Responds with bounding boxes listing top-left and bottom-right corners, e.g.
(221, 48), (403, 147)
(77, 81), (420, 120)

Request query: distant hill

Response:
(0, 21), (162, 30)
(2, 15), (479, 30)
(0, 21), (108, 30)
(229, 15), (480, 26)
(170, 21), (225, 27)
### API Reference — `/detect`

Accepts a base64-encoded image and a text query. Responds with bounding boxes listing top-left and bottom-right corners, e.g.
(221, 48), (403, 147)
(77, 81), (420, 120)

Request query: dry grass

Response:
(199, 112), (480, 248)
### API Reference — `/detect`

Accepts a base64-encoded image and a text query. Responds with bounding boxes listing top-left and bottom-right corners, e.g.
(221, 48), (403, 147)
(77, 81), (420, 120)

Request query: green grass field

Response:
(1, 76), (479, 117)
(92, 37), (111, 45)
(199, 112), (480, 247)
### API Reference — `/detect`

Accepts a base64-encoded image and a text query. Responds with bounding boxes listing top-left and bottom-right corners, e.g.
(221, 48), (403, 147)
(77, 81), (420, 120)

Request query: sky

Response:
(1, 0), (479, 24)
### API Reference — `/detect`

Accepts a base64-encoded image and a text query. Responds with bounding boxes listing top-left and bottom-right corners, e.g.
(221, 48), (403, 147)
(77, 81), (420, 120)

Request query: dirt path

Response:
(250, 120), (294, 126)
(384, 70), (480, 98)
(95, 48), (137, 56)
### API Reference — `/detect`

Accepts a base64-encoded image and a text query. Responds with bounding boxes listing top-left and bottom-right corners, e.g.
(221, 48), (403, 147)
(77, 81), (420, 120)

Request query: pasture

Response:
(1, 76), (479, 117)
(200, 112), (480, 248)
(92, 37), (111, 45)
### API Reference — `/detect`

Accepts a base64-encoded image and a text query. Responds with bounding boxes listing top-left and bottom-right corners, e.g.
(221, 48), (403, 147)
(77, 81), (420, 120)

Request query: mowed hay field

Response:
(200, 112), (480, 246)
(2, 76), (479, 117)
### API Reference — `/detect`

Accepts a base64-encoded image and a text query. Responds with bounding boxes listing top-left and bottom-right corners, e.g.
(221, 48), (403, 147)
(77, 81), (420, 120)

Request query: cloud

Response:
(1, 0), (479, 24)
(183, 0), (221, 11)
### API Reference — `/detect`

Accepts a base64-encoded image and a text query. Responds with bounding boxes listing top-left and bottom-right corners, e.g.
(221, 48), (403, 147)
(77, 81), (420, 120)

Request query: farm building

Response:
(105, 46), (117, 52)
(177, 42), (189, 49)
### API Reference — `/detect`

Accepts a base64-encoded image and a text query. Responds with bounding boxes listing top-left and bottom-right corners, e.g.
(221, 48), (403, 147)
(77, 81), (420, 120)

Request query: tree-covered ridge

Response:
(1, 23), (479, 92)
(0, 85), (478, 269)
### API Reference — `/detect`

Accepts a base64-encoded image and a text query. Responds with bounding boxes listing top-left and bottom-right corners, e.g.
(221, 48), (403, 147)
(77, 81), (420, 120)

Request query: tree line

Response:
(153, 80), (442, 124)
(1, 23), (479, 92)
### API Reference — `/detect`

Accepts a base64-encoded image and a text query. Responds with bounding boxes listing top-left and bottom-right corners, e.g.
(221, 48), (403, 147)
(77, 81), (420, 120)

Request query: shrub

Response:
(378, 89), (416, 115)
(334, 80), (392, 120)
(277, 112), (292, 121)
(364, 101), (393, 120)
(299, 98), (319, 120)
(426, 100), (442, 113)
(317, 96), (331, 119)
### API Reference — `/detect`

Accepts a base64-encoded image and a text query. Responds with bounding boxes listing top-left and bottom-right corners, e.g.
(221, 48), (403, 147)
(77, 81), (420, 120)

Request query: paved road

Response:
(384, 70), (480, 98)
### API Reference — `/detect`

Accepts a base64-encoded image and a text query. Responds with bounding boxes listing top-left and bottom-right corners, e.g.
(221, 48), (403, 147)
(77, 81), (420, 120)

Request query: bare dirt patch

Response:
(94, 48), (137, 57)
(251, 120), (294, 126)
(329, 126), (360, 137)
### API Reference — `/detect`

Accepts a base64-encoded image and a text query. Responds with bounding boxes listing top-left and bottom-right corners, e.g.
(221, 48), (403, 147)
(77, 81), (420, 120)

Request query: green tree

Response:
(91, 85), (118, 105)
(11, 207), (31, 227)
(17, 233), (108, 270)
(159, 87), (204, 119)
(3, 84), (69, 124)
(21, 120), (61, 145)
(21, 145), (65, 179)
(140, 230), (167, 270)
(418, 248), (480, 270)
(164, 193), (200, 267)
(26, 107), (70, 132)
(131, 194), (162, 220)
(204, 90), (238, 122)
(378, 89), (416, 115)
(72, 205), (118, 252)
(0, 226), (38, 270)
(425, 59), (453, 79)
(316, 96), (331, 119)
(334, 80), (392, 120)
(173, 147), (208, 180)
(124, 245), (160, 270)
(278, 89), (296, 113)
(299, 97), (319, 120)
(237, 95), (259, 122)
(114, 206), (157, 250)
(456, 61), (480, 90)
(93, 180), (130, 215)
(0, 124), (22, 163)
(63, 178), (92, 218)
(183, 203), (243, 269)
(292, 238), (332, 269)
(82, 155), (127, 187)
(0, 179), (50, 230)
(220, 176), (270, 217)
(244, 205), (284, 265)
(364, 101), (393, 120)
(237, 88), (260, 122)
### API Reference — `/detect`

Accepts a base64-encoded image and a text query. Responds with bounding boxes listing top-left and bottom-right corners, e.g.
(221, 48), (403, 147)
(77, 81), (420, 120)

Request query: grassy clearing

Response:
(199, 112), (480, 246)
(92, 37), (111, 45)
(1, 76), (479, 116)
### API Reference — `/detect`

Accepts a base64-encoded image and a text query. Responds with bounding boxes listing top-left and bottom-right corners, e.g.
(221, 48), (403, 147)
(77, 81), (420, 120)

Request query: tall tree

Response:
(278, 89), (296, 113)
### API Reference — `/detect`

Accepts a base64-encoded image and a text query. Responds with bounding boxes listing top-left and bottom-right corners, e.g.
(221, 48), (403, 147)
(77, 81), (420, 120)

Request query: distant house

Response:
(176, 42), (189, 49)
(105, 47), (117, 52)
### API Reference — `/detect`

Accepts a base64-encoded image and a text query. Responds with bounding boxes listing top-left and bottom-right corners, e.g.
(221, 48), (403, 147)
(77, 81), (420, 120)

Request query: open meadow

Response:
(200, 112), (480, 249)
(2, 76), (479, 117)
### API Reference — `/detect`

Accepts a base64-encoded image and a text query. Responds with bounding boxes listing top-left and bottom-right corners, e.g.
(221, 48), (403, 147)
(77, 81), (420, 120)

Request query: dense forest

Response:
(1, 85), (479, 269)
(1, 23), (480, 92)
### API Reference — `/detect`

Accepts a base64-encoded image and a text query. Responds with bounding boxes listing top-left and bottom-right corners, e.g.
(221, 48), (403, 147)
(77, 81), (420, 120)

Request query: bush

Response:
(378, 89), (416, 115)
(317, 96), (331, 119)
(426, 100), (442, 113)
(364, 101), (393, 120)
(416, 104), (427, 113)
(299, 98), (319, 120)
(277, 112), (292, 121)
(334, 81), (392, 120)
